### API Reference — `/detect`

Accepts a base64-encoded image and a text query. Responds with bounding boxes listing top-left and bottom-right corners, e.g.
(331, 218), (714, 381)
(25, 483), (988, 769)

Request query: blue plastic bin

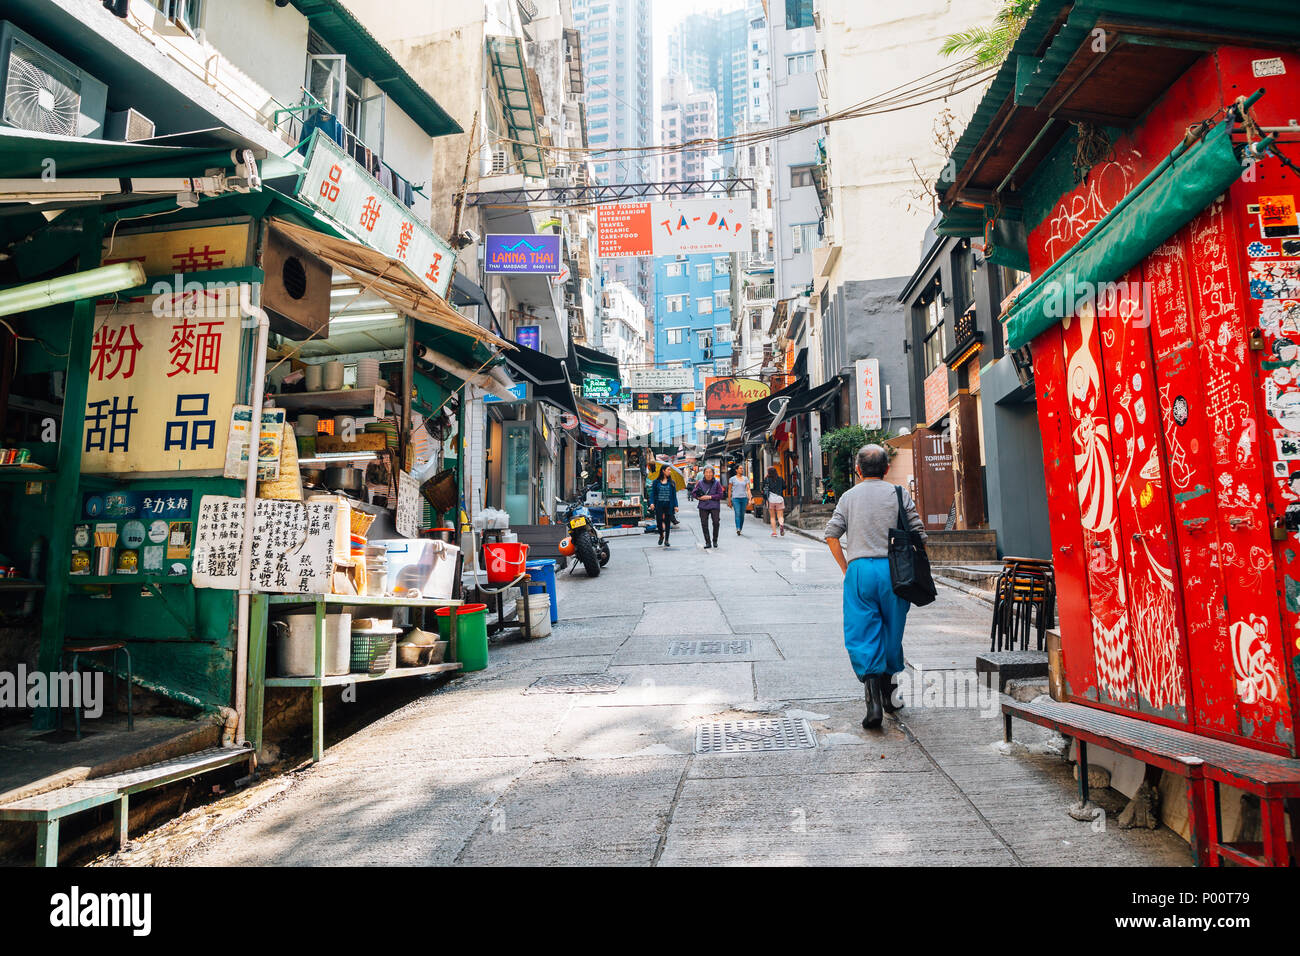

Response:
(525, 559), (559, 624)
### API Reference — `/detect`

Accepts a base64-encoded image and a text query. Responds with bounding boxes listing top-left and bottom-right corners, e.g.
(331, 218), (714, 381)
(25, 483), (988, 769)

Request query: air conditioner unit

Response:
(105, 107), (155, 142)
(0, 22), (108, 138)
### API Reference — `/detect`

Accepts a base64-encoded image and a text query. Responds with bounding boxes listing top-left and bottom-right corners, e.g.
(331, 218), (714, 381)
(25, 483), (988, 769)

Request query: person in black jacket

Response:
(763, 466), (787, 536)
(690, 466), (726, 550)
(649, 469), (679, 547)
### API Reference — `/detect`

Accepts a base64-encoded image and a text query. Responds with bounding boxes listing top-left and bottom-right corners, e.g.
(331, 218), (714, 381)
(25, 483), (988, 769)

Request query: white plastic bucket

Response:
(526, 594), (552, 639)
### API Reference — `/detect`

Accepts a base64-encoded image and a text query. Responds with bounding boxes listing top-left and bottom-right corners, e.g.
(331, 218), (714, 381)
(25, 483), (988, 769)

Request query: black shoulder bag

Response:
(888, 485), (937, 606)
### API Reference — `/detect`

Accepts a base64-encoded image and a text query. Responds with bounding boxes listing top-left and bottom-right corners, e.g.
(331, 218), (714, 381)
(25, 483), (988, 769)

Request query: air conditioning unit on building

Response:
(0, 21), (108, 138)
(105, 107), (155, 142)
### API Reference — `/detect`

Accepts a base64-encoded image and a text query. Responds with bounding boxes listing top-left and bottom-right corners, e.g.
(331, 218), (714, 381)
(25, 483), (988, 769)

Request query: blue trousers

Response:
(732, 497), (748, 530)
(842, 557), (909, 680)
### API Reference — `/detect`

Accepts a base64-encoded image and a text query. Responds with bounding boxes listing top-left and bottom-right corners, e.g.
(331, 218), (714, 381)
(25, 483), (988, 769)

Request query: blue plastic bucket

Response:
(525, 559), (558, 624)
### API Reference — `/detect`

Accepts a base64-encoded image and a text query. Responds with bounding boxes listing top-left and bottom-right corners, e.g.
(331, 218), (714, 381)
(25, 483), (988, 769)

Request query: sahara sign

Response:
(297, 131), (457, 299)
(484, 234), (562, 274)
(704, 376), (769, 420)
(596, 197), (749, 258)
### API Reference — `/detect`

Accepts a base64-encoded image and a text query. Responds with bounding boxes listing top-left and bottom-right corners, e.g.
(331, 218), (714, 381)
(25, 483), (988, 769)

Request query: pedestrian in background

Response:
(690, 465), (726, 549)
(824, 444), (926, 729)
(763, 466), (787, 536)
(728, 466), (752, 535)
(649, 468), (679, 547)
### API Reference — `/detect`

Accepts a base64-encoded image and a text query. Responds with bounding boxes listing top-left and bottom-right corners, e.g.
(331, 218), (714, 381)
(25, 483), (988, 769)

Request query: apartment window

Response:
(665, 262), (683, 277)
(697, 329), (714, 349)
(716, 325), (732, 344)
(665, 295), (686, 312)
(666, 327), (686, 345)
(715, 289), (731, 310)
(790, 223), (817, 254)
(790, 165), (815, 188)
(786, 52), (815, 75)
(923, 291), (947, 375)
(698, 297), (714, 314)
(696, 264), (712, 282)
(148, 0), (202, 32)
(750, 310), (762, 330)
(714, 256), (730, 275)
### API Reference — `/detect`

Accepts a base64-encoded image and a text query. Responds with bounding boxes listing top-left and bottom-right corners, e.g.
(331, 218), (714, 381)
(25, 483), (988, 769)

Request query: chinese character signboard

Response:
(924, 363), (949, 427)
(704, 377), (769, 420)
(624, 367), (695, 392)
(191, 496), (336, 593)
(855, 358), (881, 428)
(101, 222), (254, 286)
(83, 292), (241, 474)
(296, 132), (457, 299)
(596, 197), (749, 258)
(485, 234), (562, 274)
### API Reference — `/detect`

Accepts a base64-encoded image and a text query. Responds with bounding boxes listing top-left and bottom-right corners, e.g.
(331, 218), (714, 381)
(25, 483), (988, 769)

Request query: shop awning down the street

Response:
(740, 375), (842, 445)
(504, 342), (579, 416)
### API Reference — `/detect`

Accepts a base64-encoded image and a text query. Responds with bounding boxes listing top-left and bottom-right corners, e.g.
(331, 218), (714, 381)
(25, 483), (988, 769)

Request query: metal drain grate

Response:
(526, 673), (625, 694)
(668, 639), (753, 657)
(694, 717), (818, 754)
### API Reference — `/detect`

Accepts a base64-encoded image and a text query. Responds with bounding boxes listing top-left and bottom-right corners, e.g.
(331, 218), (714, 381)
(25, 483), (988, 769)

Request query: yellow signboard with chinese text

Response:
(83, 291), (242, 474)
(101, 222), (252, 279)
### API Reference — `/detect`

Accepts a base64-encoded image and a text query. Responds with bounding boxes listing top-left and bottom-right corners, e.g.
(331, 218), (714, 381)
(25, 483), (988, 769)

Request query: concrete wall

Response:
(979, 355), (1052, 559)
(826, 276), (913, 432)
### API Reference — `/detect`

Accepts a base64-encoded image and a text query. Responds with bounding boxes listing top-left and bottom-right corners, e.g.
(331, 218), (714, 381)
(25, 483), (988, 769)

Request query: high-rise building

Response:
(572, 0), (654, 309)
(667, 6), (749, 168)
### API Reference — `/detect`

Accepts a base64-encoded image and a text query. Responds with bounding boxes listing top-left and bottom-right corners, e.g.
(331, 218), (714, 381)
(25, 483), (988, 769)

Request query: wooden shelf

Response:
(0, 464), (52, 483)
(70, 574), (187, 585)
(264, 593), (462, 608)
(0, 580), (44, 592)
(272, 386), (388, 418)
(264, 661), (462, 688)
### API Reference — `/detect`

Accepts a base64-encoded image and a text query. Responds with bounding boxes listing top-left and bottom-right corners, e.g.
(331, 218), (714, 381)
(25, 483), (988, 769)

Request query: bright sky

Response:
(650, 0), (745, 138)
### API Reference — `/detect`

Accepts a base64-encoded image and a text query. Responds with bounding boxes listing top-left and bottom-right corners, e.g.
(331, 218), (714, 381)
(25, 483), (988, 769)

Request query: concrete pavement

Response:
(146, 502), (1190, 866)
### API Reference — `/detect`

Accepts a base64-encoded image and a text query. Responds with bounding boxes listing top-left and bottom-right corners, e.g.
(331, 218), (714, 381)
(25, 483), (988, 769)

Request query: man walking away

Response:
(728, 466), (752, 535)
(650, 468), (679, 547)
(824, 444), (926, 729)
(690, 466), (726, 549)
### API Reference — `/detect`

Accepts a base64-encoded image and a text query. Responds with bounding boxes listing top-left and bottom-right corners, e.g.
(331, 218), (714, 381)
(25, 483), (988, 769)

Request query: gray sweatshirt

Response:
(823, 480), (927, 561)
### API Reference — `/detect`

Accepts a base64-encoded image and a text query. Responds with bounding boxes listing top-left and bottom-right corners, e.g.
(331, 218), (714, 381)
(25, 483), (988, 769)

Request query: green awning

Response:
(1003, 121), (1243, 350)
(0, 126), (252, 179)
(289, 0), (461, 138)
(568, 342), (620, 383)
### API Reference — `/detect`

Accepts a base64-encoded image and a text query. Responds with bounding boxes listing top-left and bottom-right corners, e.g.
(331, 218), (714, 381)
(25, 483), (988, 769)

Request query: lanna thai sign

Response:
(190, 496), (337, 593)
(83, 290), (242, 475)
(297, 131), (457, 299)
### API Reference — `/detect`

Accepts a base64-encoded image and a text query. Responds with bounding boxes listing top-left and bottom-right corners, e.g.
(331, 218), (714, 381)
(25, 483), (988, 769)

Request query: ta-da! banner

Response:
(596, 196), (749, 258)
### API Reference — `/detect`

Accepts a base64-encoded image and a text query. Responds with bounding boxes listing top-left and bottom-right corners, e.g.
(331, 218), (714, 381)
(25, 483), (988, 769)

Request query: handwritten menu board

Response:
(191, 495), (336, 593)
(396, 471), (420, 537)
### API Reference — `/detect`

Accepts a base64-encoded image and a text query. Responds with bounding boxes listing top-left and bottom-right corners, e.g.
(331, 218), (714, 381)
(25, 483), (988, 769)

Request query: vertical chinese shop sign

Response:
(83, 292), (240, 474)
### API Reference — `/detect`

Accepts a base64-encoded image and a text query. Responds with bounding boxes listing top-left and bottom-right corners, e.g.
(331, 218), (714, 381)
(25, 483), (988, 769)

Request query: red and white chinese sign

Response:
(84, 292), (240, 474)
(855, 357), (881, 429)
(596, 197), (749, 258)
(297, 132), (457, 299)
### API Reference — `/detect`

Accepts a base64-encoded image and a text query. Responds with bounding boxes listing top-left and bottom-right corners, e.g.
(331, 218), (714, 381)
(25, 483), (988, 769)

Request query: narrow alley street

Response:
(149, 504), (1189, 867)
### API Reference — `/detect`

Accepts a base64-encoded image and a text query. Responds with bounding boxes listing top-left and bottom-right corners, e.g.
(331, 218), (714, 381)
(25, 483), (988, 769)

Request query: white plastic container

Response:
(371, 538), (460, 599)
(526, 594), (552, 639)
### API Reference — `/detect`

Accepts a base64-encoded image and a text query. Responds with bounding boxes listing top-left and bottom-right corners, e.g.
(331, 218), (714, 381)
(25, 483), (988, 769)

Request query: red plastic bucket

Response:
(483, 542), (529, 583)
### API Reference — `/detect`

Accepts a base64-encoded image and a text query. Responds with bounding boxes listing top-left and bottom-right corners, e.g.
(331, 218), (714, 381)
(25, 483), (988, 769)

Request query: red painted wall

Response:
(1025, 48), (1300, 754)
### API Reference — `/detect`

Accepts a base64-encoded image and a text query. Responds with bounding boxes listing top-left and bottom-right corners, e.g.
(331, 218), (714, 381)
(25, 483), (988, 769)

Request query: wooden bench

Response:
(0, 745), (253, 866)
(1003, 697), (1300, 867)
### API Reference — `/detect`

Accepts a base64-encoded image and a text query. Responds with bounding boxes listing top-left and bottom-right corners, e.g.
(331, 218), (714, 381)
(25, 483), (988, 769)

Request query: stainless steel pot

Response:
(324, 465), (364, 494)
(270, 610), (352, 676)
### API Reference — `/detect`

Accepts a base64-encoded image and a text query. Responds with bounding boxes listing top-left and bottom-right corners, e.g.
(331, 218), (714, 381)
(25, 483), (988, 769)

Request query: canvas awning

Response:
(568, 342), (621, 383)
(742, 376), (807, 443)
(0, 125), (264, 180)
(505, 342), (578, 416)
(269, 217), (513, 350)
(1002, 121), (1243, 350)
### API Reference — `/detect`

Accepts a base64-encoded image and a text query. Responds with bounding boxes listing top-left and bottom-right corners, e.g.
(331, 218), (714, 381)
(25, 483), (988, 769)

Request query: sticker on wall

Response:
(1258, 195), (1300, 238)
(1275, 431), (1300, 461)
(1283, 238), (1300, 258)
(147, 519), (168, 544)
(1248, 240), (1277, 258)
(1171, 395), (1189, 426)
(141, 545), (164, 572)
(120, 520), (146, 550)
(1250, 260), (1300, 299)
(1274, 460), (1290, 478)
(1271, 391), (1300, 431)
(1231, 616), (1281, 704)
(166, 521), (192, 560)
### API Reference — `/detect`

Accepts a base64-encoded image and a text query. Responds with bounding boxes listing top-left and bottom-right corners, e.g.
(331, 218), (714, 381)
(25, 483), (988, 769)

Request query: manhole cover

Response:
(694, 717), (817, 754)
(668, 639), (752, 657)
(526, 673), (624, 694)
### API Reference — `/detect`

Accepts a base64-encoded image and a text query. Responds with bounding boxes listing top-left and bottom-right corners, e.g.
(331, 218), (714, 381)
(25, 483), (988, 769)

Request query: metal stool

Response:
(990, 557), (1056, 652)
(57, 641), (133, 739)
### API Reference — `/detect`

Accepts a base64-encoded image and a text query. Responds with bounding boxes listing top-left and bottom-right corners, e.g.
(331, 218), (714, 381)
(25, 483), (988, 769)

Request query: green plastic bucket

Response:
(436, 603), (488, 671)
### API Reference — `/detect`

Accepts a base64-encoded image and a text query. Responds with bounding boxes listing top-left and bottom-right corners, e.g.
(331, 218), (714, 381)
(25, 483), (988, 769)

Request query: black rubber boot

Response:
(882, 673), (902, 714)
(862, 675), (883, 729)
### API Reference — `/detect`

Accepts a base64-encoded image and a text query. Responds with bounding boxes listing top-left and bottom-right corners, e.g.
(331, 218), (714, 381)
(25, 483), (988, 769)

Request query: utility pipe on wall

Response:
(234, 282), (270, 747)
